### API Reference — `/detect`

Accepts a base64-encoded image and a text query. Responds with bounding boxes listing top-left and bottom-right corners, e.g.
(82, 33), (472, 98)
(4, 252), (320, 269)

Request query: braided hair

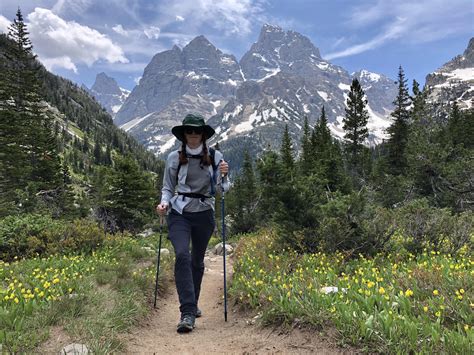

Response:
(178, 137), (212, 166)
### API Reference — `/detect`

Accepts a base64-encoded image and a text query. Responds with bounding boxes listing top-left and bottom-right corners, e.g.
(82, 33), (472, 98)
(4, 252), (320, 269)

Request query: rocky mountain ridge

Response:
(108, 24), (398, 162)
(425, 37), (474, 118)
(85, 72), (130, 117)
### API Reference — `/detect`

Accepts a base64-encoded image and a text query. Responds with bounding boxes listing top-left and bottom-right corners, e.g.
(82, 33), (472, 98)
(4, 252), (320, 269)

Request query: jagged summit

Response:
(425, 37), (474, 113)
(91, 72), (121, 95)
(185, 35), (215, 50)
(462, 37), (474, 65)
(88, 72), (129, 117)
(240, 24), (323, 81)
(262, 23), (283, 31)
(111, 24), (397, 157)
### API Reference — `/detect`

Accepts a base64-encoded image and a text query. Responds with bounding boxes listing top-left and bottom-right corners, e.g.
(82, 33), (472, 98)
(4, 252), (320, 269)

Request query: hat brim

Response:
(171, 124), (215, 142)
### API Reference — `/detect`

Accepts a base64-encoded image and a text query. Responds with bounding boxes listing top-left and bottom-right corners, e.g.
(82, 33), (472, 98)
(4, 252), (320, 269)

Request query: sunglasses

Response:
(184, 127), (204, 135)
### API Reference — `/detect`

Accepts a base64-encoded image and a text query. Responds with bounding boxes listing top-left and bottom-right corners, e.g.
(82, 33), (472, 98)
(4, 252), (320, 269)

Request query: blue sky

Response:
(1, 0), (473, 91)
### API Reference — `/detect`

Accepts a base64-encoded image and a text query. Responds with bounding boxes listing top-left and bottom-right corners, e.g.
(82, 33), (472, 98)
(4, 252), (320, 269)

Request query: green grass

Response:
(230, 230), (473, 354)
(0, 234), (173, 352)
(67, 123), (85, 139)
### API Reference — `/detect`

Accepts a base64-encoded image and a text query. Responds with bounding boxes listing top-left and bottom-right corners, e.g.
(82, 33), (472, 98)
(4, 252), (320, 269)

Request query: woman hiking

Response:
(156, 113), (230, 333)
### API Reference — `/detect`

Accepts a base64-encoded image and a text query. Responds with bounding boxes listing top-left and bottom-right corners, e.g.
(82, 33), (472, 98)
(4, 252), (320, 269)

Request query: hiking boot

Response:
(177, 314), (195, 333)
(195, 308), (202, 318)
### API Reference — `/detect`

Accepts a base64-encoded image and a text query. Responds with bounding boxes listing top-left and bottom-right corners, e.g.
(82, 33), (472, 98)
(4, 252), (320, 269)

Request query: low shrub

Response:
(0, 214), (106, 260)
(392, 199), (473, 254)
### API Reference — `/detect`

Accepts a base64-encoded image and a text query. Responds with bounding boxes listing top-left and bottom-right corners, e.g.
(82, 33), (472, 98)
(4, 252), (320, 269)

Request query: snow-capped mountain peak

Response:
(88, 72), (129, 118)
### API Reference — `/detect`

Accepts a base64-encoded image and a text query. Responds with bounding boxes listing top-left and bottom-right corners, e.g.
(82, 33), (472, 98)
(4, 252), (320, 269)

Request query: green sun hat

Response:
(171, 113), (215, 141)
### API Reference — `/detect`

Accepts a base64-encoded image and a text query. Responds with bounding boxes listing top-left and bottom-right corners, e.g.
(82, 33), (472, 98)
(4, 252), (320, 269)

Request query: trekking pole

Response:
(153, 215), (164, 309)
(221, 173), (228, 322)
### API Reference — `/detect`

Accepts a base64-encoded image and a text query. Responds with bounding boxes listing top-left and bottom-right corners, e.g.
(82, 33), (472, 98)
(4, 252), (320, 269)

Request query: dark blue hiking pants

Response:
(167, 208), (215, 315)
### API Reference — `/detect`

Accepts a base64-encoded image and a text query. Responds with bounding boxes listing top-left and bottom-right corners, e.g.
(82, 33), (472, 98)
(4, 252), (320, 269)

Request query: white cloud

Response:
(134, 76), (142, 85)
(158, 0), (266, 37)
(42, 56), (78, 73)
(52, 0), (93, 17)
(112, 24), (128, 36)
(326, 0), (474, 60)
(26, 8), (128, 71)
(143, 26), (160, 39)
(326, 17), (406, 60)
(176, 15), (184, 22)
(0, 15), (10, 33)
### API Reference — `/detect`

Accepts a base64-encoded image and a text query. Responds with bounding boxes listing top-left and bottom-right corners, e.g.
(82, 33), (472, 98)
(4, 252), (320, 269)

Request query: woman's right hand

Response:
(156, 203), (168, 216)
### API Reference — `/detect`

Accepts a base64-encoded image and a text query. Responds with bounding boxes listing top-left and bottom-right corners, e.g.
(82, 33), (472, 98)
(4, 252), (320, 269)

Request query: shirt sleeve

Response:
(160, 152), (177, 205)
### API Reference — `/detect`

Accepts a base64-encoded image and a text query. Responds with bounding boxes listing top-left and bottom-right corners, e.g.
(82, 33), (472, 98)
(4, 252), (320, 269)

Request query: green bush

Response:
(275, 191), (396, 256)
(0, 214), (105, 260)
(392, 199), (473, 254)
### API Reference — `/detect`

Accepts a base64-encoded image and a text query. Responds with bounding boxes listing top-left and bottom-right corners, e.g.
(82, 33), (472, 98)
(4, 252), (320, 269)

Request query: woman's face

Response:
(184, 126), (204, 148)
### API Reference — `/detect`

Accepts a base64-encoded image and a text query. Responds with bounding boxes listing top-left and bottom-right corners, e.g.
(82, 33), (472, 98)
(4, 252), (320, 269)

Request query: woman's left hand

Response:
(219, 160), (229, 176)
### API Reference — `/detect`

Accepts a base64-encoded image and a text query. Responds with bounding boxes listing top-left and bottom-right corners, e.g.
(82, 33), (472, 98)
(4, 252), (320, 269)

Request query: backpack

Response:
(176, 147), (218, 196)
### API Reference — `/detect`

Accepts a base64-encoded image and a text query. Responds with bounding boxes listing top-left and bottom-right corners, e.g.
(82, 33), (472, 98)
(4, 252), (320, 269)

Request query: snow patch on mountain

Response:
(317, 91), (329, 101)
(328, 116), (346, 140)
(432, 68), (474, 87)
(359, 70), (381, 82)
(257, 67), (281, 82)
(338, 83), (351, 91)
(120, 112), (154, 132)
(159, 137), (177, 154)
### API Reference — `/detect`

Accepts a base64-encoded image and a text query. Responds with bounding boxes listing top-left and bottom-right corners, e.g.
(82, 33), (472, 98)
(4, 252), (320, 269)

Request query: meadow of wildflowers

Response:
(0, 235), (171, 352)
(231, 230), (473, 353)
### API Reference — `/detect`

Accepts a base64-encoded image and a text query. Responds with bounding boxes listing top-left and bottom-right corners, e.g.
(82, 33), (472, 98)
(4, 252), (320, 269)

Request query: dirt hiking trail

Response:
(125, 252), (347, 354)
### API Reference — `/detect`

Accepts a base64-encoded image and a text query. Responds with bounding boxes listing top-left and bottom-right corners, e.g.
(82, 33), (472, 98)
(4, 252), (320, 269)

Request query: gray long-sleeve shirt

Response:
(160, 149), (230, 214)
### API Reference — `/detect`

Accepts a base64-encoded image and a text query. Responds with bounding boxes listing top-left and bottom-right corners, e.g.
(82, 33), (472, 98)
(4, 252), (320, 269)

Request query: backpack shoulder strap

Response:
(209, 147), (217, 171)
(176, 148), (217, 185)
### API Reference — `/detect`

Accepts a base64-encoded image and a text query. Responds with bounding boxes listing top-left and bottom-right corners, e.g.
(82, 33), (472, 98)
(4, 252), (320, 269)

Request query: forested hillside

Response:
(0, 12), (163, 233)
(226, 71), (474, 247)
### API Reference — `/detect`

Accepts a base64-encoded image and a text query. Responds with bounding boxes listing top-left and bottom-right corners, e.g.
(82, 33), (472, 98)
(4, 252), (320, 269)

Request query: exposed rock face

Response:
(425, 37), (474, 119)
(114, 37), (242, 127)
(114, 24), (399, 165)
(88, 72), (130, 117)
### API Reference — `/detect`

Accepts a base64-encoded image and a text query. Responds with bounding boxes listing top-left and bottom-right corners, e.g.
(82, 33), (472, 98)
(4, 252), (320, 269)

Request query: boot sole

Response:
(177, 324), (194, 333)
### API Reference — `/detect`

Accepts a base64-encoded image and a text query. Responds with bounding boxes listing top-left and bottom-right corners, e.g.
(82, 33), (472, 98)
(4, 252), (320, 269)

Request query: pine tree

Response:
(58, 160), (76, 218)
(105, 155), (155, 232)
(1, 9), (61, 213)
(312, 106), (332, 161)
(300, 116), (313, 175)
(256, 150), (283, 225)
(104, 145), (112, 165)
(406, 80), (434, 198)
(280, 124), (294, 173)
(94, 141), (102, 164)
(446, 102), (472, 147)
(343, 78), (369, 169)
(228, 150), (257, 233)
(386, 66), (411, 175)
(411, 80), (428, 124)
(310, 108), (348, 192)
